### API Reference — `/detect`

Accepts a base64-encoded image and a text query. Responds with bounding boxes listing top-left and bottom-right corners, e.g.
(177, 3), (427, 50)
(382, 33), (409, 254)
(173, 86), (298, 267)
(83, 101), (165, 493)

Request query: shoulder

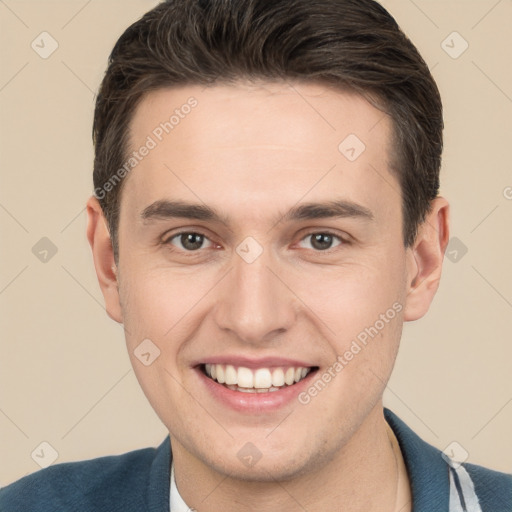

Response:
(0, 440), (171, 512)
(384, 408), (512, 510)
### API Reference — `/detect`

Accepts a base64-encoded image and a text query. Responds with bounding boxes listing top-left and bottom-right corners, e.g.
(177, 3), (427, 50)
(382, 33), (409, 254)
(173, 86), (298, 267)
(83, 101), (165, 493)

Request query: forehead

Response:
(130, 81), (391, 153)
(122, 81), (398, 225)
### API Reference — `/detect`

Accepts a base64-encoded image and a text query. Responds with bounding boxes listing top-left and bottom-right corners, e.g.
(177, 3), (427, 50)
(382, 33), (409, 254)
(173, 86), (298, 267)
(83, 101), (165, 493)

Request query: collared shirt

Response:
(1, 409), (511, 511)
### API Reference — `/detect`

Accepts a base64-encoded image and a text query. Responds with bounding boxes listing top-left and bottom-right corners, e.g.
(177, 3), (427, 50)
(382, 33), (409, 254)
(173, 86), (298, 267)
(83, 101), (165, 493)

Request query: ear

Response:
(86, 196), (123, 323)
(403, 197), (450, 321)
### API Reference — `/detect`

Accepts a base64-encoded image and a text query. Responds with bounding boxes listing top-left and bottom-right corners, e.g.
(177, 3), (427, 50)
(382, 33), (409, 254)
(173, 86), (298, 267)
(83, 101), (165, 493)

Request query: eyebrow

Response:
(140, 199), (374, 225)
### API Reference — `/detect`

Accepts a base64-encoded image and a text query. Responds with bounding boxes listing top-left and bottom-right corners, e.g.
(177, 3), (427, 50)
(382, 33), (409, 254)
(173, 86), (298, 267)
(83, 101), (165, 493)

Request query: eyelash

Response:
(162, 230), (347, 253)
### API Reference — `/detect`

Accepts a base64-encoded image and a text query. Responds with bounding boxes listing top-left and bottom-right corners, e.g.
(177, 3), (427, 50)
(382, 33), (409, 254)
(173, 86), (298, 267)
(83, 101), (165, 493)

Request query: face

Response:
(100, 82), (422, 480)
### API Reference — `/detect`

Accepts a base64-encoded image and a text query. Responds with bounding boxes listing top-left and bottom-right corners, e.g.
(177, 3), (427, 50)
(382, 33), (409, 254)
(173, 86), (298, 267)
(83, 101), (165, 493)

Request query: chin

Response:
(195, 436), (335, 483)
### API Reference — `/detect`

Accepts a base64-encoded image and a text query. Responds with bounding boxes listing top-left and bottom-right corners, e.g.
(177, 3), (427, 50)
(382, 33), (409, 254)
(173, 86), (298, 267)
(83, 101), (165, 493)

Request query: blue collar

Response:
(385, 408), (449, 511)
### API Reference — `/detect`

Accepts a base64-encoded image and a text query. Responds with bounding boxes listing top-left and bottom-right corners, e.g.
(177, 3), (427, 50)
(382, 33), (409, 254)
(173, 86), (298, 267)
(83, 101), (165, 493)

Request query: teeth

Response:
(271, 368), (285, 387)
(216, 365), (225, 384)
(226, 384), (283, 393)
(254, 368), (272, 389)
(225, 365), (237, 385)
(237, 367), (254, 388)
(285, 367), (295, 385)
(204, 364), (312, 390)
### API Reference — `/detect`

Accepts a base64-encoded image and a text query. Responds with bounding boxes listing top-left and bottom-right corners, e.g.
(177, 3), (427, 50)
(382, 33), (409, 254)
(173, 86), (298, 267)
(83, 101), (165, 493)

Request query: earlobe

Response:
(86, 196), (123, 323)
(403, 197), (450, 322)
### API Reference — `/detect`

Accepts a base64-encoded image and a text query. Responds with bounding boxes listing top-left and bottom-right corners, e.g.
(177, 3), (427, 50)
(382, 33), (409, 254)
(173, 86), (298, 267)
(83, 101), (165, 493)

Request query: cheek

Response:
(295, 254), (407, 340)
(295, 270), (405, 433)
(118, 264), (218, 411)
(119, 264), (217, 345)
(118, 266), (207, 425)
(291, 252), (407, 403)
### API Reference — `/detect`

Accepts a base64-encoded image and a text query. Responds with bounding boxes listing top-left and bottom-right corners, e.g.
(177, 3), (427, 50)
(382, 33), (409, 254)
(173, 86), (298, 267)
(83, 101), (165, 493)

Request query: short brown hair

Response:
(93, 0), (443, 256)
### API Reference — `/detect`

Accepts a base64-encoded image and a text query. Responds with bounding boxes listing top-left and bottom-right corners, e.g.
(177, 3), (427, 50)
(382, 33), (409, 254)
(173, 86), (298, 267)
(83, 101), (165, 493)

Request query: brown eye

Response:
(169, 232), (212, 251)
(299, 233), (342, 251)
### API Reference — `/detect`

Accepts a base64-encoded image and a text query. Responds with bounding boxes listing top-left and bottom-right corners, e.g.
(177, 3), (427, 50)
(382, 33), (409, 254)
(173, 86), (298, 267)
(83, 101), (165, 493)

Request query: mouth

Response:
(201, 363), (317, 393)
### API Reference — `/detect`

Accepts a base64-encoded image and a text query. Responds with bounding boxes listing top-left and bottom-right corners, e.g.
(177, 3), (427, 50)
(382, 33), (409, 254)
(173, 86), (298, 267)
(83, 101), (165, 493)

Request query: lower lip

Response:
(196, 367), (317, 413)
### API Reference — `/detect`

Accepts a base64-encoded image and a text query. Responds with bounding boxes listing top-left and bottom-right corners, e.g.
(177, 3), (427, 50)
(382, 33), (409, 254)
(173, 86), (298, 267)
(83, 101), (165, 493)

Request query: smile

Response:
(203, 364), (314, 393)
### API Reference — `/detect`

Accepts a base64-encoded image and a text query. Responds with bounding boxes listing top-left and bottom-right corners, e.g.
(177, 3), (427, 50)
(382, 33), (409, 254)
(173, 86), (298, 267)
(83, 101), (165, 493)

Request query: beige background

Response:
(1, 0), (511, 486)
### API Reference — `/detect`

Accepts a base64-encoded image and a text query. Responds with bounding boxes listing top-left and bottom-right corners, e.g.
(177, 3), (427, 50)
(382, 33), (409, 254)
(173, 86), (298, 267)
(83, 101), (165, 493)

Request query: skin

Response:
(87, 81), (449, 511)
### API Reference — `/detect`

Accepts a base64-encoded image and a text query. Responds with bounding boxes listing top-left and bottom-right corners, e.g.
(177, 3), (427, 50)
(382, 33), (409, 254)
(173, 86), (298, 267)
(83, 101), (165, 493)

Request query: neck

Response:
(171, 405), (411, 512)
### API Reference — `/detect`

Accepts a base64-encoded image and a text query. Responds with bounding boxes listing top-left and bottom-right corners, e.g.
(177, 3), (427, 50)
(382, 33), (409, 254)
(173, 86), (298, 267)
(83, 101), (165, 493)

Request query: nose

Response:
(213, 252), (297, 346)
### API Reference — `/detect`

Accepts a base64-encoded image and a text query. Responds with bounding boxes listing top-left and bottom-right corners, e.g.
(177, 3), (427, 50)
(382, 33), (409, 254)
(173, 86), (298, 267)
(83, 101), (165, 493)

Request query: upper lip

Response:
(193, 355), (315, 369)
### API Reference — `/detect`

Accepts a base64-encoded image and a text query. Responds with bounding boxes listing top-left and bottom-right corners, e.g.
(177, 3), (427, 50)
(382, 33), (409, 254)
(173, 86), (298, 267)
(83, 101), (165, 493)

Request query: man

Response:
(1, 0), (510, 510)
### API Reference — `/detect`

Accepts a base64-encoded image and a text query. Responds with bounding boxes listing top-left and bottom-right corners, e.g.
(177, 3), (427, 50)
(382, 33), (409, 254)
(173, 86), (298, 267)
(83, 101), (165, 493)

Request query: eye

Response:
(298, 232), (343, 251)
(167, 232), (213, 251)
